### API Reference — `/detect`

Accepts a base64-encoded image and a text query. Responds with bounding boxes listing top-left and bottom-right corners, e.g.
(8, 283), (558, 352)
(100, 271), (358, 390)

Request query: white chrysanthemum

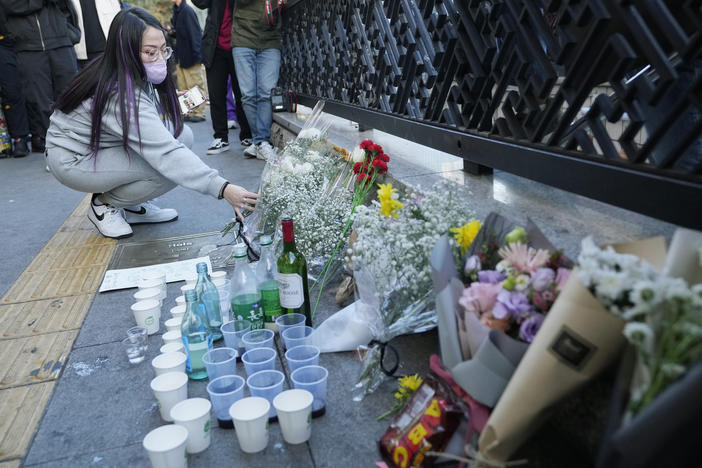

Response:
(515, 274), (531, 291)
(623, 322), (655, 355)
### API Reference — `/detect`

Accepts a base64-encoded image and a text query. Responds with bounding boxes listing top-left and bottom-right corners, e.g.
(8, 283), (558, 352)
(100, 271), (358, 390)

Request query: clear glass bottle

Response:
(256, 235), (282, 331)
(230, 244), (264, 329)
(277, 218), (312, 326)
(194, 262), (223, 341)
(181, 289), (213, 380)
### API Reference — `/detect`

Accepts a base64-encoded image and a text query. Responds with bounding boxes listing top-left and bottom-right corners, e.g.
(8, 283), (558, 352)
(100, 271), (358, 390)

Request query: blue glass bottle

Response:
(194, 262), (223, 341)
(181, 289), (213, 380)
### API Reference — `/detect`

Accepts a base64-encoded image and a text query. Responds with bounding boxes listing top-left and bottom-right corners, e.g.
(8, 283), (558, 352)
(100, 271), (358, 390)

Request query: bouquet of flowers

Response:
(350, 180), (478, 399)
(577, 236), (702, 420)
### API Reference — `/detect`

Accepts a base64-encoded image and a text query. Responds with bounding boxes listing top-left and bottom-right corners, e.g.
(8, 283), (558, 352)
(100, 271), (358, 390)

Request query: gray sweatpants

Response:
(47, 125), (193, 207)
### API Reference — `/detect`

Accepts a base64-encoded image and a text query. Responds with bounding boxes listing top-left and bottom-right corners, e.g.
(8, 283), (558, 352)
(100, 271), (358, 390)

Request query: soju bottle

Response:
(277, 218), (312, 326)
(194, 262), (223, 341)
(181, 289), (213, 380)
(256, 235), (282, 331)
(230, 244), (264, 329)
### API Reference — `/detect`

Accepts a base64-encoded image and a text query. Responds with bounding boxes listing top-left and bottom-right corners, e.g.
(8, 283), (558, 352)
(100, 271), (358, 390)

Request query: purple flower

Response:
(478, 270), (506, 284)
(492, 290), (532, 320)
(519, 313), (545, 342)
(531, 268), (555, 292)
(464, 255), (482, 276)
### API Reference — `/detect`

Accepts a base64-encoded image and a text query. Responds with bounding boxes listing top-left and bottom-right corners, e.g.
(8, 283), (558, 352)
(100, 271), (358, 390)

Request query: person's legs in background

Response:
(227, 54), (252, 146)
(0, 43), (30, 157)
(205, 48), (233, 154)
(233, 47), (258, 146)
(16, 50), (50, 153)
(226, 77), (238, 129)
(252, 48), (280, 160)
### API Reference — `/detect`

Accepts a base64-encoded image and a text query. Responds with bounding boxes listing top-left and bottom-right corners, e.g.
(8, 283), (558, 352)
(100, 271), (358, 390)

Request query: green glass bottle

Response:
(181, 289), (213, 380)
(256, 235), (282, 331)
(276, 218), (312, 326)
(194, 262), (223, 341)
(230, 244), (265, 329)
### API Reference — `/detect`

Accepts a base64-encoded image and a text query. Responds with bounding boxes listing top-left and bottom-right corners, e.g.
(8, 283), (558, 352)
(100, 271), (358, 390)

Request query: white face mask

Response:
(143, 59), (167, 84)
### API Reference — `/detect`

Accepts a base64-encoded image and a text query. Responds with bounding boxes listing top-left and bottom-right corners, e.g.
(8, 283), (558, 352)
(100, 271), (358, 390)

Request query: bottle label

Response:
(277, 273), (304, 309)
(261, 288), (282, 323)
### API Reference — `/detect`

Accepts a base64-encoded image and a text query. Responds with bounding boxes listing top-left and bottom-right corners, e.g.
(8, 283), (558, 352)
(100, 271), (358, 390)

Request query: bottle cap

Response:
(233, 243), (247, 258)
(196, 262), (208, 273)
(260, 235), (273, 246)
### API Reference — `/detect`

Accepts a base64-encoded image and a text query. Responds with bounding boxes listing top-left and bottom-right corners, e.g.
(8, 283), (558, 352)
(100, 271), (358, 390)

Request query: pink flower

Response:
(498, 242), (551, 274)
(555, 267), (571, 291)
(458, 282), (502, 318)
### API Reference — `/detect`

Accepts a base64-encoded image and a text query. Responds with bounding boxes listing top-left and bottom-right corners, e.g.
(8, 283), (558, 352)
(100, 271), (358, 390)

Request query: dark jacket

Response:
(231, 0), (281, 50)
(0, 0), (78, 52)
(0, 4), (15, 47)
(171, 0), (202, 69)
(192, 0), (230, 69)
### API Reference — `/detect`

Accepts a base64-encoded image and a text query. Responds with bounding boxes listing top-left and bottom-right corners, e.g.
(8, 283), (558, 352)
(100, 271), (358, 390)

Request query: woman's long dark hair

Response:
(54, 7), (182, 157)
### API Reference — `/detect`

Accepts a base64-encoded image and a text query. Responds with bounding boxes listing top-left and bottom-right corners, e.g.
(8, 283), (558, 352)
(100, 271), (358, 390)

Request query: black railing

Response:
(278, 0), (702, 229)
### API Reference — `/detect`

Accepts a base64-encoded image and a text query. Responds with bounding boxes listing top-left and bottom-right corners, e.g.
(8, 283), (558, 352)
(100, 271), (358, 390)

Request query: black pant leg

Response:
(49, 46), (78, 97)
(227, 51), (252, 141)
(206, 48), (230, 141)
(16, 50), (51, 140)
(0, 44), (29, 138)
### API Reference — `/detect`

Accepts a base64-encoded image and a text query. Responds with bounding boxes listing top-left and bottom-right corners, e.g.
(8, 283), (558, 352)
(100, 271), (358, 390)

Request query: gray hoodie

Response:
(46, 85), (226, 199)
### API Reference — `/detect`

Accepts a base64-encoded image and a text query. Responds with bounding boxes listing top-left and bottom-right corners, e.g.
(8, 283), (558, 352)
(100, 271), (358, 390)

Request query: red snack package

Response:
(379, 374), (463, 468)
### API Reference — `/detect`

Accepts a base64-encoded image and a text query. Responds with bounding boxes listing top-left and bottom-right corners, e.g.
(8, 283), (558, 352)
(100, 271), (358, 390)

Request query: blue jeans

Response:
(233, 48), (281, 145)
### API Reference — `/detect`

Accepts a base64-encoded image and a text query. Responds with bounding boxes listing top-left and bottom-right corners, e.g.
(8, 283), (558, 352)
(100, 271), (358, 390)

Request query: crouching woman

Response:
(46, 7), (257, 238)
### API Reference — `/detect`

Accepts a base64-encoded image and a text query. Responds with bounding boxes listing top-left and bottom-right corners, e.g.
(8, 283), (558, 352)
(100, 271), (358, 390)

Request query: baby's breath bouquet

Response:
(578, 237), (702, 421)
(350, 181), (478, 399)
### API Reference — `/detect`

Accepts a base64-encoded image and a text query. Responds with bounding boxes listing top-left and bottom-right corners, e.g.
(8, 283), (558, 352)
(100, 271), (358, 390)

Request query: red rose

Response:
(371, 159), (388, 173)
(370, 144), (383, 153)
(378, 153), (390, 162)
(359, 140), (374, 150)
(353, 162), (363, 174)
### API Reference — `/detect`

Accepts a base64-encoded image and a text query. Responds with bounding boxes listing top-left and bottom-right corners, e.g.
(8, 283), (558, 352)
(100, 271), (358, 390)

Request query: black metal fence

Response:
(278, 0), (702, 229)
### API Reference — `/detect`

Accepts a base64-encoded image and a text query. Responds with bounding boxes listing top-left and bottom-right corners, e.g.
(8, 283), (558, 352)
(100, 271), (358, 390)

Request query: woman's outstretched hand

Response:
(223, 183), (259, 221)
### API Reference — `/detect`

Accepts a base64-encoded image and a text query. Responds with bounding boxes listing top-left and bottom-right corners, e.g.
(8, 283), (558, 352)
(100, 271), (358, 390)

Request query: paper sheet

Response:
(99, 256), (212, 292)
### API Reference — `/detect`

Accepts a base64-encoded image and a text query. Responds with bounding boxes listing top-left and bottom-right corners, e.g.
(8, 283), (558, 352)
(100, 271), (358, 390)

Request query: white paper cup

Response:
(152, 352), (187, 376)
(131, 299), (161, 335)
(141, 270), (167, 284)
(150, 372), (189, 422)
(135, 287), (163, 306)
(210, 270), (227, 281)
(165, 317), (183, 333)
(183, 272), (198, 288)
(143, 424), (188, 468)
(212, 277), (226, 288)
(170, 397), (212, 454)
(138, 278), (167, 300)
(170, 305), (186, 319)
(160, 342), (185, 355)
(175, 295), (186, 307)
(273, 389), (313, 444)
(180, 284), (195, 295)
(162, 330), (182, 345)
(229, 397), (270, 453)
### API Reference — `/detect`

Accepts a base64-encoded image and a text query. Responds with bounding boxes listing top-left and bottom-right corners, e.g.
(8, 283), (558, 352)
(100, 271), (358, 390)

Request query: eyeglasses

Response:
(141, 46), (173, 62)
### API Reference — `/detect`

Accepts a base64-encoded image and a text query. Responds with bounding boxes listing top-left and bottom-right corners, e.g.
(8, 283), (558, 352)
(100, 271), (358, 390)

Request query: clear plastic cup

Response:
(143, 424), (188, 468)
(216, 280), (231, 323)
(122, 337), (146, 364)
(206, 374), (245, 428)
(201, 347), (238, 381)
(290, 365), (328, 417)
(281, 326), (313, 350)
(246, 369), (285, 418)
(131, 300), (160, 335)
(273, 389), (313, 444)
(152, 352), (187, 376)
(285, 345), (320, 372)
(160, 342), (184, 355)
(126, 327), (148, 360)
(221, 320), (251, 357)
(170, 397), (212, 454)
(275, 313), (306, 339)
(242, 347), (277, 377)
(242, 329), (275, 352)
(229, 397), (270, 453)
(150, 371), (188, 422)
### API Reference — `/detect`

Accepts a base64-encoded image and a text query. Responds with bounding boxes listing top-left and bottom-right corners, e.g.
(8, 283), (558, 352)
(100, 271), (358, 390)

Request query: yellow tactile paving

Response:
(0, 194), (118, 462)
(0, 295), (93, 339)
(0, 331), (78, 389)
(0, 382), (56, 462)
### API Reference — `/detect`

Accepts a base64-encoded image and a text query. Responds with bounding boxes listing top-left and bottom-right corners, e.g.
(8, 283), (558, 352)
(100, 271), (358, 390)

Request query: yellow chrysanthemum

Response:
(450, 219), (483, 254)
(377, 183), (404, 218)
(332, 145), (350, 161)
(398, 374), (423, 393)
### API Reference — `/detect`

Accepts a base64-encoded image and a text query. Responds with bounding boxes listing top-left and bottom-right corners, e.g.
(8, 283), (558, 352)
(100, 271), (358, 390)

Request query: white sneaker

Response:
(243, 144), (258, 158)
(206, 138), (230, 155)
(257, 141), (276, 161)
(123, 201), (178, 224)
(87, 195), (133, 239)
(227, 120), (239, 129)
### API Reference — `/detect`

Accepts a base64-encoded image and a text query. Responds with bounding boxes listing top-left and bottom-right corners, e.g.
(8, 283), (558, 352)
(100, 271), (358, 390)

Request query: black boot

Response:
(31, 136), (45, 153)
(10, 137), (29, 158)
